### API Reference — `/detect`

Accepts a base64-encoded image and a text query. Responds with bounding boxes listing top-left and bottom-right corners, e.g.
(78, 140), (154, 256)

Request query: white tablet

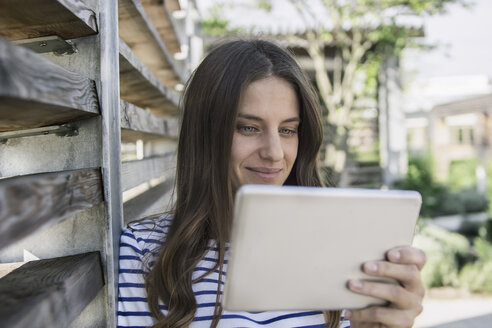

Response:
(223, 185), (422, 311)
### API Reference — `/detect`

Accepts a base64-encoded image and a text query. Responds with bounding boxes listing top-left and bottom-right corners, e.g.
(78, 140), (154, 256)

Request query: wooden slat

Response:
(140, 0), (182, 55)
(0, 118), (102, 179)
(163, 0), (188, 48)
(0, 38), (99, 132)
(123, 179), (174, 224)
(0, 0), (97, 41)
(121, 153), (176, 191)
(119, 39), (180, 114)
(0, 252), (103, 328)
(118, 0), (184, 87)
(0, 169), (103, 250)
(166, 0), (181, 12)
(120, 100), (179, 141)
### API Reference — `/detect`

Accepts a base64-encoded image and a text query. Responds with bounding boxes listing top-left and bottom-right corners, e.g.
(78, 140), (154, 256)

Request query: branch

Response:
(337, 27), (373, 127)
(290, 0), (336, 116)
(305, 31), (336, 115)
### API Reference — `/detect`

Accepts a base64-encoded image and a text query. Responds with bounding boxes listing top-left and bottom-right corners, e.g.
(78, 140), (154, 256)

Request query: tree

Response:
(202, 0), (470, 185)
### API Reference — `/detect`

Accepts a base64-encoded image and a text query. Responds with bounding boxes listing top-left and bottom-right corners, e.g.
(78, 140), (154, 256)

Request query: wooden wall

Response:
(0, 0), (201, 326)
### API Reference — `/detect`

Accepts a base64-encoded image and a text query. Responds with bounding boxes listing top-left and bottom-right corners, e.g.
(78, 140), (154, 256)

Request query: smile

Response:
(247, 167), (282, 180)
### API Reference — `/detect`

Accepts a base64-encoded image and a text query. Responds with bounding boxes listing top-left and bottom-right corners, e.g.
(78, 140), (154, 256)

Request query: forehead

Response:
(238, 77), (300, 117)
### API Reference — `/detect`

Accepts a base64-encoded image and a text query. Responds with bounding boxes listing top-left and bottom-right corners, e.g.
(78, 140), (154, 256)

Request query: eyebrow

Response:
(237, 113), (301, 123)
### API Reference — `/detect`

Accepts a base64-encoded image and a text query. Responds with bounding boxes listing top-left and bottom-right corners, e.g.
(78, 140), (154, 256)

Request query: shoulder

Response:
(126, 214), (172, 240)
(120, 214), (173, 268)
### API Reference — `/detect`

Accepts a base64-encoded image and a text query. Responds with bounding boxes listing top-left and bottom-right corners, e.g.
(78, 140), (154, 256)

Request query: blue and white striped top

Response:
(117, 215), (351, 328)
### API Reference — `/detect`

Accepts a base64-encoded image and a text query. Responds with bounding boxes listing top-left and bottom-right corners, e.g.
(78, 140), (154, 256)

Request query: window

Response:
(451, 126), (474, 145)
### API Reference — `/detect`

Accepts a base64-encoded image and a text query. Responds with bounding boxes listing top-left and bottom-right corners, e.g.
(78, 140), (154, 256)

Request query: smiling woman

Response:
(117, 39), (426, 328)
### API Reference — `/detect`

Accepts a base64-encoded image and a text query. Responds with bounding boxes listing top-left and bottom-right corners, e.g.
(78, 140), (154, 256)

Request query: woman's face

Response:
(230, 76), (300, 191)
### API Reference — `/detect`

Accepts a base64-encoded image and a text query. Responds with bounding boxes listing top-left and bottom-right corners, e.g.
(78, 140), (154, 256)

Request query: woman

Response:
(118, 40), (426, 328)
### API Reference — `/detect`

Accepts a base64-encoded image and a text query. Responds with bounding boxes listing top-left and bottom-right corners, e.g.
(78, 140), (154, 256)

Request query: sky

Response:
(406, 0), (492, 79)
(401, 0), (492, 110)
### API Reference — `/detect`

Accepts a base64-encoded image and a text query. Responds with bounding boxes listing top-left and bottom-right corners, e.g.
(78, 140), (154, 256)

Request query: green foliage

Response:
(448, 159), (478, 190)
(394, 156), (489, 217)
(367, 25), (416, 59)
(420, 224), (470, 254)
(479, 218), (492, 243)
(351, 150), (379, 162)
(474, 236), (492, 261)
(201, 1), (244, 37)
(436, 188), (489, 216)
(403, 0), (472, 14)
(414, 224), (470, 288)
(201, 17), (231, 37)
(415, 223), (492, 293)
(461, 188), (489, 213)
(256, 0), (272, 11)
(459, 237), (492, 293)
(360, 55), (381, 97)
(393, 156), (446, 216)
(459, 261), (492, 293)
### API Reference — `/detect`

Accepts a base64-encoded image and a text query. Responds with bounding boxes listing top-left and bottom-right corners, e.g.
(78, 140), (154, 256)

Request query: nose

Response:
(259, 131), (284, 161)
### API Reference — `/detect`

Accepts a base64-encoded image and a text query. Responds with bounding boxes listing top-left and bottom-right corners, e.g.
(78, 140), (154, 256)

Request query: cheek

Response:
(230, 135), (250, 170)
(286, 139), (299, 164)
(231, 134), (260, 160)
(229, 136), (242, 168)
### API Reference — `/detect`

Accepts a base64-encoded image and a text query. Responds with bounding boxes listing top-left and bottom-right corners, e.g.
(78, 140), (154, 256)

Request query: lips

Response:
(248, 167), (282, 173)
(246, 167), (282, 181)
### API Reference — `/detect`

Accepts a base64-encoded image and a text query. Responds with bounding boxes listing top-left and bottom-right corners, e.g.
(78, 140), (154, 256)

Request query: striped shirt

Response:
(118, 215), (351, 328)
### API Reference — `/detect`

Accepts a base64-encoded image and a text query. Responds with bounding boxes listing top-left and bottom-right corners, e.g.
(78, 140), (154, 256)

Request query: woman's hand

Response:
(344, 246), (427, 327)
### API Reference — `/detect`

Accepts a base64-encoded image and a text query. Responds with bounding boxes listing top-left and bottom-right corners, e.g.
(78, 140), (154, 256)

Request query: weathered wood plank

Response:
(0, 169), (103, 250)
(118, 0), (184, 87)
(119, 39), (180, 114)
(0, 252), (104, 328)
(123, 178), (174, 224)
(0, 0), (97, 41)
(166, 0), (181, 12)
(0, 38), (99, 132)
(121, 152), (176, 191)
(0, 118), (101, 179)
(99, 1), (123, 324)
(163, 0), (188, 50)
(120, 100), (179, 141)
(140, 0), (182, 55)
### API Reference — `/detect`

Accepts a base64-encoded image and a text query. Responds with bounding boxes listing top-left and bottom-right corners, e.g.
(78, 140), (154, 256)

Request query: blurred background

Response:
(195, 0), (492, 326)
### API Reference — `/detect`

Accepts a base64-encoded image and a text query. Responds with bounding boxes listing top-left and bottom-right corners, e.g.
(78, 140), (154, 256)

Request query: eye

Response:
(237, 125), (259, 135)
(279, 127), (298, 136)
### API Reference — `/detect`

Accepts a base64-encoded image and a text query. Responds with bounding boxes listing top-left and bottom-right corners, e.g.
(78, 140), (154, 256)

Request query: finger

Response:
(347, 279), (420, 310)
(350, 321), (386, 328)
(346, 306), (417, 327)
(387, 246), (426, 270)
(349, 322), (385, 328)
(362, 261), (425, 295)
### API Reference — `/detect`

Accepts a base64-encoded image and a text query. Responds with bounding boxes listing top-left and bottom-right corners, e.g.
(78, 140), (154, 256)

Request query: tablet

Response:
(222, 185), (422, 311)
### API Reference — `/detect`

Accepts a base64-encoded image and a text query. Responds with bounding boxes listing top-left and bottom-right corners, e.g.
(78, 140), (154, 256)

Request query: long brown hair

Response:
(145, 39), (340, 328)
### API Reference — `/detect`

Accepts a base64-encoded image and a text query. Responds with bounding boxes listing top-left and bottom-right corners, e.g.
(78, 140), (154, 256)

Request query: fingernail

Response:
(350, 280), (363, 290)
(390, 250), (401, 261)
(365, 262), (378, 273)
(344, 310), (352, 319)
